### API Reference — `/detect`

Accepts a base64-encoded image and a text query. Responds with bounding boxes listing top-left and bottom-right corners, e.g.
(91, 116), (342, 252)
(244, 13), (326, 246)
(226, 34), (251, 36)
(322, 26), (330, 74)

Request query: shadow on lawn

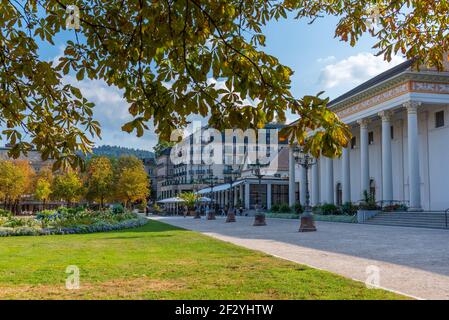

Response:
(115, 219), (188, 234)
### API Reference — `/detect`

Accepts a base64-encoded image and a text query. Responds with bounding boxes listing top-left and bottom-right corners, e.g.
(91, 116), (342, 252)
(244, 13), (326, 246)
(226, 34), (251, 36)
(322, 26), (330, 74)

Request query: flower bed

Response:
(0, 207), (148, 237)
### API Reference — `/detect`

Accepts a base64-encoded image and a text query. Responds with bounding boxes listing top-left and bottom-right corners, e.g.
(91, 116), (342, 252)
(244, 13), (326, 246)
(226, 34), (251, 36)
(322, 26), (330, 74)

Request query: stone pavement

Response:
(151, 216), (449, 299)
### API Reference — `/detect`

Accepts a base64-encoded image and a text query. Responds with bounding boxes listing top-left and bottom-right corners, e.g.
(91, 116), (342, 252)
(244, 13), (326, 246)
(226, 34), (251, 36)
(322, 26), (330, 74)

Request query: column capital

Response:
(357, 118), (370, 129)
(403, 101), (422, 114)
(378, 110), (394, 122)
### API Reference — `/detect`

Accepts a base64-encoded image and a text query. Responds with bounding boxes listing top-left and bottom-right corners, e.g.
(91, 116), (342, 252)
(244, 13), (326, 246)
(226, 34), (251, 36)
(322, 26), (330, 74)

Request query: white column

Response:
(288, 147), (296, 206)
(244, 183), (250, 209)
(266, 183), (272, 210)
(379, 110), (394, 203)
(299, 165), (307, 205)
(341, 147), (351, 203)
(224, 190), (229, 207)
(233, 186), (238, 206)
(239, 185), (243, 206)
(404, 101), (422, 211)
(358, 119), (370, 198)
(325, 157), (334, 204)
(311, 159), (320, 205)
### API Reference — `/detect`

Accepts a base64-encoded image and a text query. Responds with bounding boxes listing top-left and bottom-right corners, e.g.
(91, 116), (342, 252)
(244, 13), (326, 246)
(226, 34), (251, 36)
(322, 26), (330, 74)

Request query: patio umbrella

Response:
(197, 196), (213, 202)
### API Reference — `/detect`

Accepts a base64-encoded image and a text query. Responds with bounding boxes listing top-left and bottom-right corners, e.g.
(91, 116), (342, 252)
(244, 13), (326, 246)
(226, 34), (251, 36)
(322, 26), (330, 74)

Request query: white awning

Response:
(197, 196), (213, 202)
(157, 197), (185, 203)
(196, 180), (244, 194)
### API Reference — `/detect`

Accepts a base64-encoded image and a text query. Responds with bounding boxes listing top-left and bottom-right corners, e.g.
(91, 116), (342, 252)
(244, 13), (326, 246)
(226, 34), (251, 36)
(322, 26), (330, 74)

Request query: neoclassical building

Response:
(289, 60), (449, 211)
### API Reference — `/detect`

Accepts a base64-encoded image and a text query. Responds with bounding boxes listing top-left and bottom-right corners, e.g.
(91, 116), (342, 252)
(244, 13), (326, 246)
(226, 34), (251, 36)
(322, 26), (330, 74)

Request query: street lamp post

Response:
(207, 167), (218, 220)
(249, 159), (269, 226)
(293, 146), (317, 232)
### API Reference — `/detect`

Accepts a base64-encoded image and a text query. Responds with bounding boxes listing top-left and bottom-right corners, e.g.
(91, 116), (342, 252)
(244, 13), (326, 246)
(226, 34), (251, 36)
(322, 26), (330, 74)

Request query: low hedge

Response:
(313, 214), (357, 223)
(265, 212), (356, 223)
(0, 216), (148, 237)
(265, 213), (300, 219)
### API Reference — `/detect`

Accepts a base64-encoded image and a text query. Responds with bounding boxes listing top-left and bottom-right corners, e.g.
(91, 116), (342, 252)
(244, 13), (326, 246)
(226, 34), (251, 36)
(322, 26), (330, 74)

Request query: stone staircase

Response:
(365, 211), (449, 229)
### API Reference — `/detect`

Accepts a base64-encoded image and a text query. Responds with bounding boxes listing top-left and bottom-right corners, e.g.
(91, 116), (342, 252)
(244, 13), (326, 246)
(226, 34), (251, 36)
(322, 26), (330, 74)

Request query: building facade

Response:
(156, 123), (291, 209)
(289, 60), (449, 211)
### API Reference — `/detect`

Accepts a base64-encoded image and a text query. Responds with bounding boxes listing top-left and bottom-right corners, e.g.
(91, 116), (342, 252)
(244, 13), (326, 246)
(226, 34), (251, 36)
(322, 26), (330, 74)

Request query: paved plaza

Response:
(152, 216), (449, 300)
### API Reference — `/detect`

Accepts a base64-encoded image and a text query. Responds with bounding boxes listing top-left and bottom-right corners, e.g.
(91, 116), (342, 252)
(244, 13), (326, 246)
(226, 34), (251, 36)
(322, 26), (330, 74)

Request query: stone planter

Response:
(253, 214), (266, 226)
(207, 212), (216, 220)
(193, 210), (201, 219)
(225, 211), (236, 223)
(357, 209), (380, 223)
(298, 212), (316, 232)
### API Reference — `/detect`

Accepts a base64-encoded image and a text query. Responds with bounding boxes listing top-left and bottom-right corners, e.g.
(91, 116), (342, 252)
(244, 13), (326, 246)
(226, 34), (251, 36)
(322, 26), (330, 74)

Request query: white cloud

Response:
(316, 56), (336, 64)
(63, 76), (157, 151)
(318, 52), (405, 89)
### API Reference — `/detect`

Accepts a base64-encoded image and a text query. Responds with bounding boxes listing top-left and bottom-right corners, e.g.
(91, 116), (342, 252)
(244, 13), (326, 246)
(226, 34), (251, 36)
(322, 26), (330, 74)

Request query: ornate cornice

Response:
(378, 110), (394, 122)
(357, 119), (370, 129)
(334, 76), (449, 119)
(403, 101), (422, 114)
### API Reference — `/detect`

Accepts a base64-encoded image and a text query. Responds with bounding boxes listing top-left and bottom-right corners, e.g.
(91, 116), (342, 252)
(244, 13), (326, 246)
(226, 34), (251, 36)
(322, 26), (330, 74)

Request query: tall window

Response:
(369, 179), (376, 200)
(390, 126), (394, 139)
(250, 184), (267, 209)
(272, 185), (288, 206)
(435, 110), (445, 128)
(336, 183), (343, 206)
(368, 131), (374, 145)
(351, 136), (357, 149)
(295, 182), (300, 202)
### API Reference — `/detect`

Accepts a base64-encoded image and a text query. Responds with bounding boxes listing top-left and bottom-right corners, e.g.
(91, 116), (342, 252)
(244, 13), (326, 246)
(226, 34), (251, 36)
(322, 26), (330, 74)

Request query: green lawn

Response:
(0, 220), (406, 299)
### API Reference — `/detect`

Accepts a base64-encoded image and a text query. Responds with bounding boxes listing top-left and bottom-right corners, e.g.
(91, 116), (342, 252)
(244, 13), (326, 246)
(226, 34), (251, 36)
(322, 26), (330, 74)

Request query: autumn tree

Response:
(113, 156), (149, 208)
(1, 1), (448, 163)
(85, 156), (114, 208)
(14, 160), (36, 196)
(52, 170), (84, 206)
(34, 167), (54, 210)
(0, 160), (29, 213)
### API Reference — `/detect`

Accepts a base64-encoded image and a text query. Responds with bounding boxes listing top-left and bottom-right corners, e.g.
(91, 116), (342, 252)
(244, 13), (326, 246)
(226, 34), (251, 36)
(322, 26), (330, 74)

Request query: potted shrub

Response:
(357, 191), (381, 223)
(180, 192), (199, 218)
(253, 204), (266, 226)
(207, 204), (216, 220)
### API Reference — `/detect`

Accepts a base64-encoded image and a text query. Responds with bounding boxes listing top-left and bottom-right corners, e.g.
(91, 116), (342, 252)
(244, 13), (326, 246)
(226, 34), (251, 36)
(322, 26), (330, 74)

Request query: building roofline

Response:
(328, 59), (414, 107)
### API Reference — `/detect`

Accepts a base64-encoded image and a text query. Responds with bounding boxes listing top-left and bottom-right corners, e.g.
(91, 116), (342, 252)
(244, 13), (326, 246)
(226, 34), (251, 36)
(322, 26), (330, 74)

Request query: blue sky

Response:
(39, 14), (404, 152)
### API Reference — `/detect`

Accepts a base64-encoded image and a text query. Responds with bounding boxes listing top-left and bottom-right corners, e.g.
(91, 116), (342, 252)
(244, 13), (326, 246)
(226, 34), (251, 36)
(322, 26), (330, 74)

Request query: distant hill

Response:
(89, 145), (154, 159)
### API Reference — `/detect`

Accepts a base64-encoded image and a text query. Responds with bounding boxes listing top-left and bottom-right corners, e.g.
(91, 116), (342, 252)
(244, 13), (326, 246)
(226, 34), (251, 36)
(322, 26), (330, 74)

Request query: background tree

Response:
(14, 160), (36, 196)
(85, 156), (114, 208)
(34, 167), (53, 210)
(116, 168), (149, 208)
(5, 1), (445, 164)
(52, 170), (84, 206)
(0, 161), (27, 213)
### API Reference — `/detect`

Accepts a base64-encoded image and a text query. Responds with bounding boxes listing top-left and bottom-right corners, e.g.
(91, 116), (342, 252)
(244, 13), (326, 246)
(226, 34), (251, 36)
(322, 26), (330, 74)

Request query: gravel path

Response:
(151, 216), (449, 300)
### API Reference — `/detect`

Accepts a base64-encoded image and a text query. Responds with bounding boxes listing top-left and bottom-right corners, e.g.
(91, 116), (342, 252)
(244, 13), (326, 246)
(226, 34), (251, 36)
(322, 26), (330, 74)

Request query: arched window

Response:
(369, 179), (376, 200)
(336, 183), (343, 206)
